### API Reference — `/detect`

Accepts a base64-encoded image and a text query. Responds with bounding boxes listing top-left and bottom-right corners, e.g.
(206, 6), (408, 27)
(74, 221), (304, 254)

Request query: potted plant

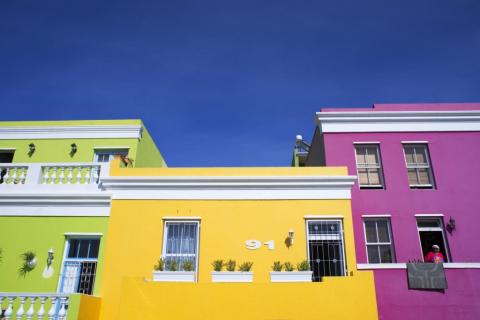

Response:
(19, 251), (37, 277)
(211, 259), (253, 282)
(153, 258), (196, 282)
(270, 260), (313, 282)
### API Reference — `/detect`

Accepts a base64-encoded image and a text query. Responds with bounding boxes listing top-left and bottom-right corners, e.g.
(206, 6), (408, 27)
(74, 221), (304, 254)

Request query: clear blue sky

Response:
(1, 0), (479, 166)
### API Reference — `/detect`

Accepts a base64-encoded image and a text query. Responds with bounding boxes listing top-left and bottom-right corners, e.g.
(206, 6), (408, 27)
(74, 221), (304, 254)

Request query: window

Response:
(403, 144), (435, 188)
(60, 238), (100, 295)
(94, 149), (128, 163)
(162, 221), (199, 272)
(355, 145), (384, 188)
(306, 220), (346, 281)
(417, 218), (449, 262)
(364, 218), (395, 263)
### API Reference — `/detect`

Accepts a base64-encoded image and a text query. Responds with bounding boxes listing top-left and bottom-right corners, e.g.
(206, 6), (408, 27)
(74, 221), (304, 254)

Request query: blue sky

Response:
(1, 0), (479, 166)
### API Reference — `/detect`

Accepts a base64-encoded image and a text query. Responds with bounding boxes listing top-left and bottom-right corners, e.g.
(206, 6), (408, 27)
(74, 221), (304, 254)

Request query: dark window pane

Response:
(78, 240), (89, 258)
(379, 245), (393, 263)
(88, 239), (100, 258)
(377, 220), (390, 242)
(365, 221), (378, 243)
(367, 245), (380, 263)
(68, 239), (79, 258)
(417, 219), (440, 228)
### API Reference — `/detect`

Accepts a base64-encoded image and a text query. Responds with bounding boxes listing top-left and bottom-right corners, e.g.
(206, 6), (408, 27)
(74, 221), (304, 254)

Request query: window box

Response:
(211, 271), (253, 283)
(269, 271), (313, 282)
(153, 271), (196, 282)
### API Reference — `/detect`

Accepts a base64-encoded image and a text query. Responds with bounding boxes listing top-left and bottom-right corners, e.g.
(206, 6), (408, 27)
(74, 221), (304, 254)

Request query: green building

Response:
(0, 120), (165, 319)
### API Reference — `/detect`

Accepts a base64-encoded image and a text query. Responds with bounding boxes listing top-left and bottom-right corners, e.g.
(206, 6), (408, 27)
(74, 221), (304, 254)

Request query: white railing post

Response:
(25, 296), (36, 320)
(4, 297), (14, 319)
(47, 296), (57, 320)
(24, 163), (41, 185)
(37, 296), (47, 318)
(15, 296), (26, 319)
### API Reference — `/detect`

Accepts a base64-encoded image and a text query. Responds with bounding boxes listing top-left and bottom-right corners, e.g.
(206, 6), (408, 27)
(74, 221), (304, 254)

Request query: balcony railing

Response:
(0, 293), (69, 319)
(0, 163), (107, 186)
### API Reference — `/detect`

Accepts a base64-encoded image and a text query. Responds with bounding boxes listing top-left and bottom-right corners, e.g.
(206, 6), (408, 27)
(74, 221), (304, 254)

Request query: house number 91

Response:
(245, 240), (275, 250)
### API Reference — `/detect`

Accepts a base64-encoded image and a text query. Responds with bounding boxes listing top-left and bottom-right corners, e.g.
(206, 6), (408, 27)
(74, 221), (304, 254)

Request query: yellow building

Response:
(96, 159), (378, 320)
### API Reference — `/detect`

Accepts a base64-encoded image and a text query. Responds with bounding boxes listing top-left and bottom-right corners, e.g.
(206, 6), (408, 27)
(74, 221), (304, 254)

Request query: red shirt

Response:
(425, 251), (445, 263)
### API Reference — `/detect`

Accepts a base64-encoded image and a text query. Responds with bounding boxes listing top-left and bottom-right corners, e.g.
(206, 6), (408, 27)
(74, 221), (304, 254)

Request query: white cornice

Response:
(0, 125), (143, 140)
(100, 175), (356, 200)
(357, 263), (480, 269)
(316, 110), (480, 133)
(0, 193), (111, 216)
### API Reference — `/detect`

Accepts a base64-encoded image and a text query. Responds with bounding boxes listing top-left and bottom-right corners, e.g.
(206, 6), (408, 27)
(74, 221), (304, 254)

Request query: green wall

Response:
(0, 119), (167, 167)
(134, 126), (167, 167)
(0, 217), (108, 295)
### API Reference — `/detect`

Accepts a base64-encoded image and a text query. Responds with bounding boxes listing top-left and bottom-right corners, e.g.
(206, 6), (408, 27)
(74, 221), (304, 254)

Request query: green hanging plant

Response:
(19, 251), (37, 277)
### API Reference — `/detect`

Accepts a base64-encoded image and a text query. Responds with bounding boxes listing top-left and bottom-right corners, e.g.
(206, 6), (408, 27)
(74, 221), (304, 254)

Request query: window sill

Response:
(357, 263), (480, 270)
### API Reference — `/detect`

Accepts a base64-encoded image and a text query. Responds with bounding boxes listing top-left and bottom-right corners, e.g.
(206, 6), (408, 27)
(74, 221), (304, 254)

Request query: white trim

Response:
(93, 146), (131, 150)
(64, 233), (103, 237)
(316, 110), (480, 133)
(362, 214), (392, 218)
(101, 176), (356, 200)
(0, 125), (143, 139)
(443, 263), (480, 269)
(357, 263), (480, 270)
(303, 215), (344, 219)
(357, 263), (406, 269)
(353, 141), (381, 144)
(415, 214), (444, 217)
(0, 148), (16, 151)
(401, 141), (429, 144)
(163, 216), (202, 220)
(0, 193), (111, 216)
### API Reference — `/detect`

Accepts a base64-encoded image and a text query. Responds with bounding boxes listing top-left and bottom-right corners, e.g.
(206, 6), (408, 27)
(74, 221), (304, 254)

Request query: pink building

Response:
(296, 103), (480, 320)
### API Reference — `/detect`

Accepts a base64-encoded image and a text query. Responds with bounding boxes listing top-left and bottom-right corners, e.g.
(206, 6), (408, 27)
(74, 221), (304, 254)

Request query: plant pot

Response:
(153, 271), (196, 282)
(269, 271), (313, 282)
(211, 271), (253, 282)
(27, 258), (37, 269)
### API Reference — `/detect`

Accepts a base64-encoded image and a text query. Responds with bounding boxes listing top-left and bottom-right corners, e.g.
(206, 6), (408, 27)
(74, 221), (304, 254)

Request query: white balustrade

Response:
(0, 293), (69, 320)
(40, 164), (102, 185)
(0, 165), (28, 184)
(0, 163), (106, 187)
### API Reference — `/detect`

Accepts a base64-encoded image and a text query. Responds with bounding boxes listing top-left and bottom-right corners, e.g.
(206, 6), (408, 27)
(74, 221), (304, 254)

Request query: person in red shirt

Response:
(425, 244), (445, 263)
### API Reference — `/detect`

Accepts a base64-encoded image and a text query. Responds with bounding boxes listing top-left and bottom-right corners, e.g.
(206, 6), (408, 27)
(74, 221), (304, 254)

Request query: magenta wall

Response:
(322, 129), (480, 319)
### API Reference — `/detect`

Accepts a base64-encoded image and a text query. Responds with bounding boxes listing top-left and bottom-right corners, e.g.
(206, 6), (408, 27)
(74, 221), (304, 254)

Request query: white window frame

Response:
(416, 217), (450, 262)
(402, 143), (435, 188)
(305, 219), (347, 277)
(354, 144), (384, 189)
(93, 148), (129, 163)
(57, 235), (102, 295)
(161, 220), (200, 276)
(363, 217), (395, 264)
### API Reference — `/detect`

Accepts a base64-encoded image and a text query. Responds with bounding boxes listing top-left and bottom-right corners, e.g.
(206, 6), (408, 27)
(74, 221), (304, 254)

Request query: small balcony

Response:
(0, 293), (100, 320)
(0, 163), (109, 186)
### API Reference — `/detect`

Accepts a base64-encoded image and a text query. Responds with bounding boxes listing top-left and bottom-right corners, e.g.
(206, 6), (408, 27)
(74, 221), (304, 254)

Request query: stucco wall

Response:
(322, 130), (480, 320)
(0, 216), (108, 295)
(99, 196), (377, 320)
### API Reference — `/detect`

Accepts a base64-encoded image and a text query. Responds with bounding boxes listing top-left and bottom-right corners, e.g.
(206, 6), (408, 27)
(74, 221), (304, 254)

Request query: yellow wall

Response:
(98, 161), (377, 319)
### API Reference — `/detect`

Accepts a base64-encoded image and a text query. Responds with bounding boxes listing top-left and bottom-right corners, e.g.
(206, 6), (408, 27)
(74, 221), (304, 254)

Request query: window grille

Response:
(364, 218), (395, 263)
(60, 238), (100, 295)
(306, 220), (346, 281)
(162, 221), (199, 271)
(403, 144), (435, 188)
(355, 145), (384, 188)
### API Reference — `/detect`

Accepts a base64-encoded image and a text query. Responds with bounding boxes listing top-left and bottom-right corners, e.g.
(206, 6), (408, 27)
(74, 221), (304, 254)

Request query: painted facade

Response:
(97, 161), (378, 320)
(296, 103), (480, 320)
(0, 120), (166, 319)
